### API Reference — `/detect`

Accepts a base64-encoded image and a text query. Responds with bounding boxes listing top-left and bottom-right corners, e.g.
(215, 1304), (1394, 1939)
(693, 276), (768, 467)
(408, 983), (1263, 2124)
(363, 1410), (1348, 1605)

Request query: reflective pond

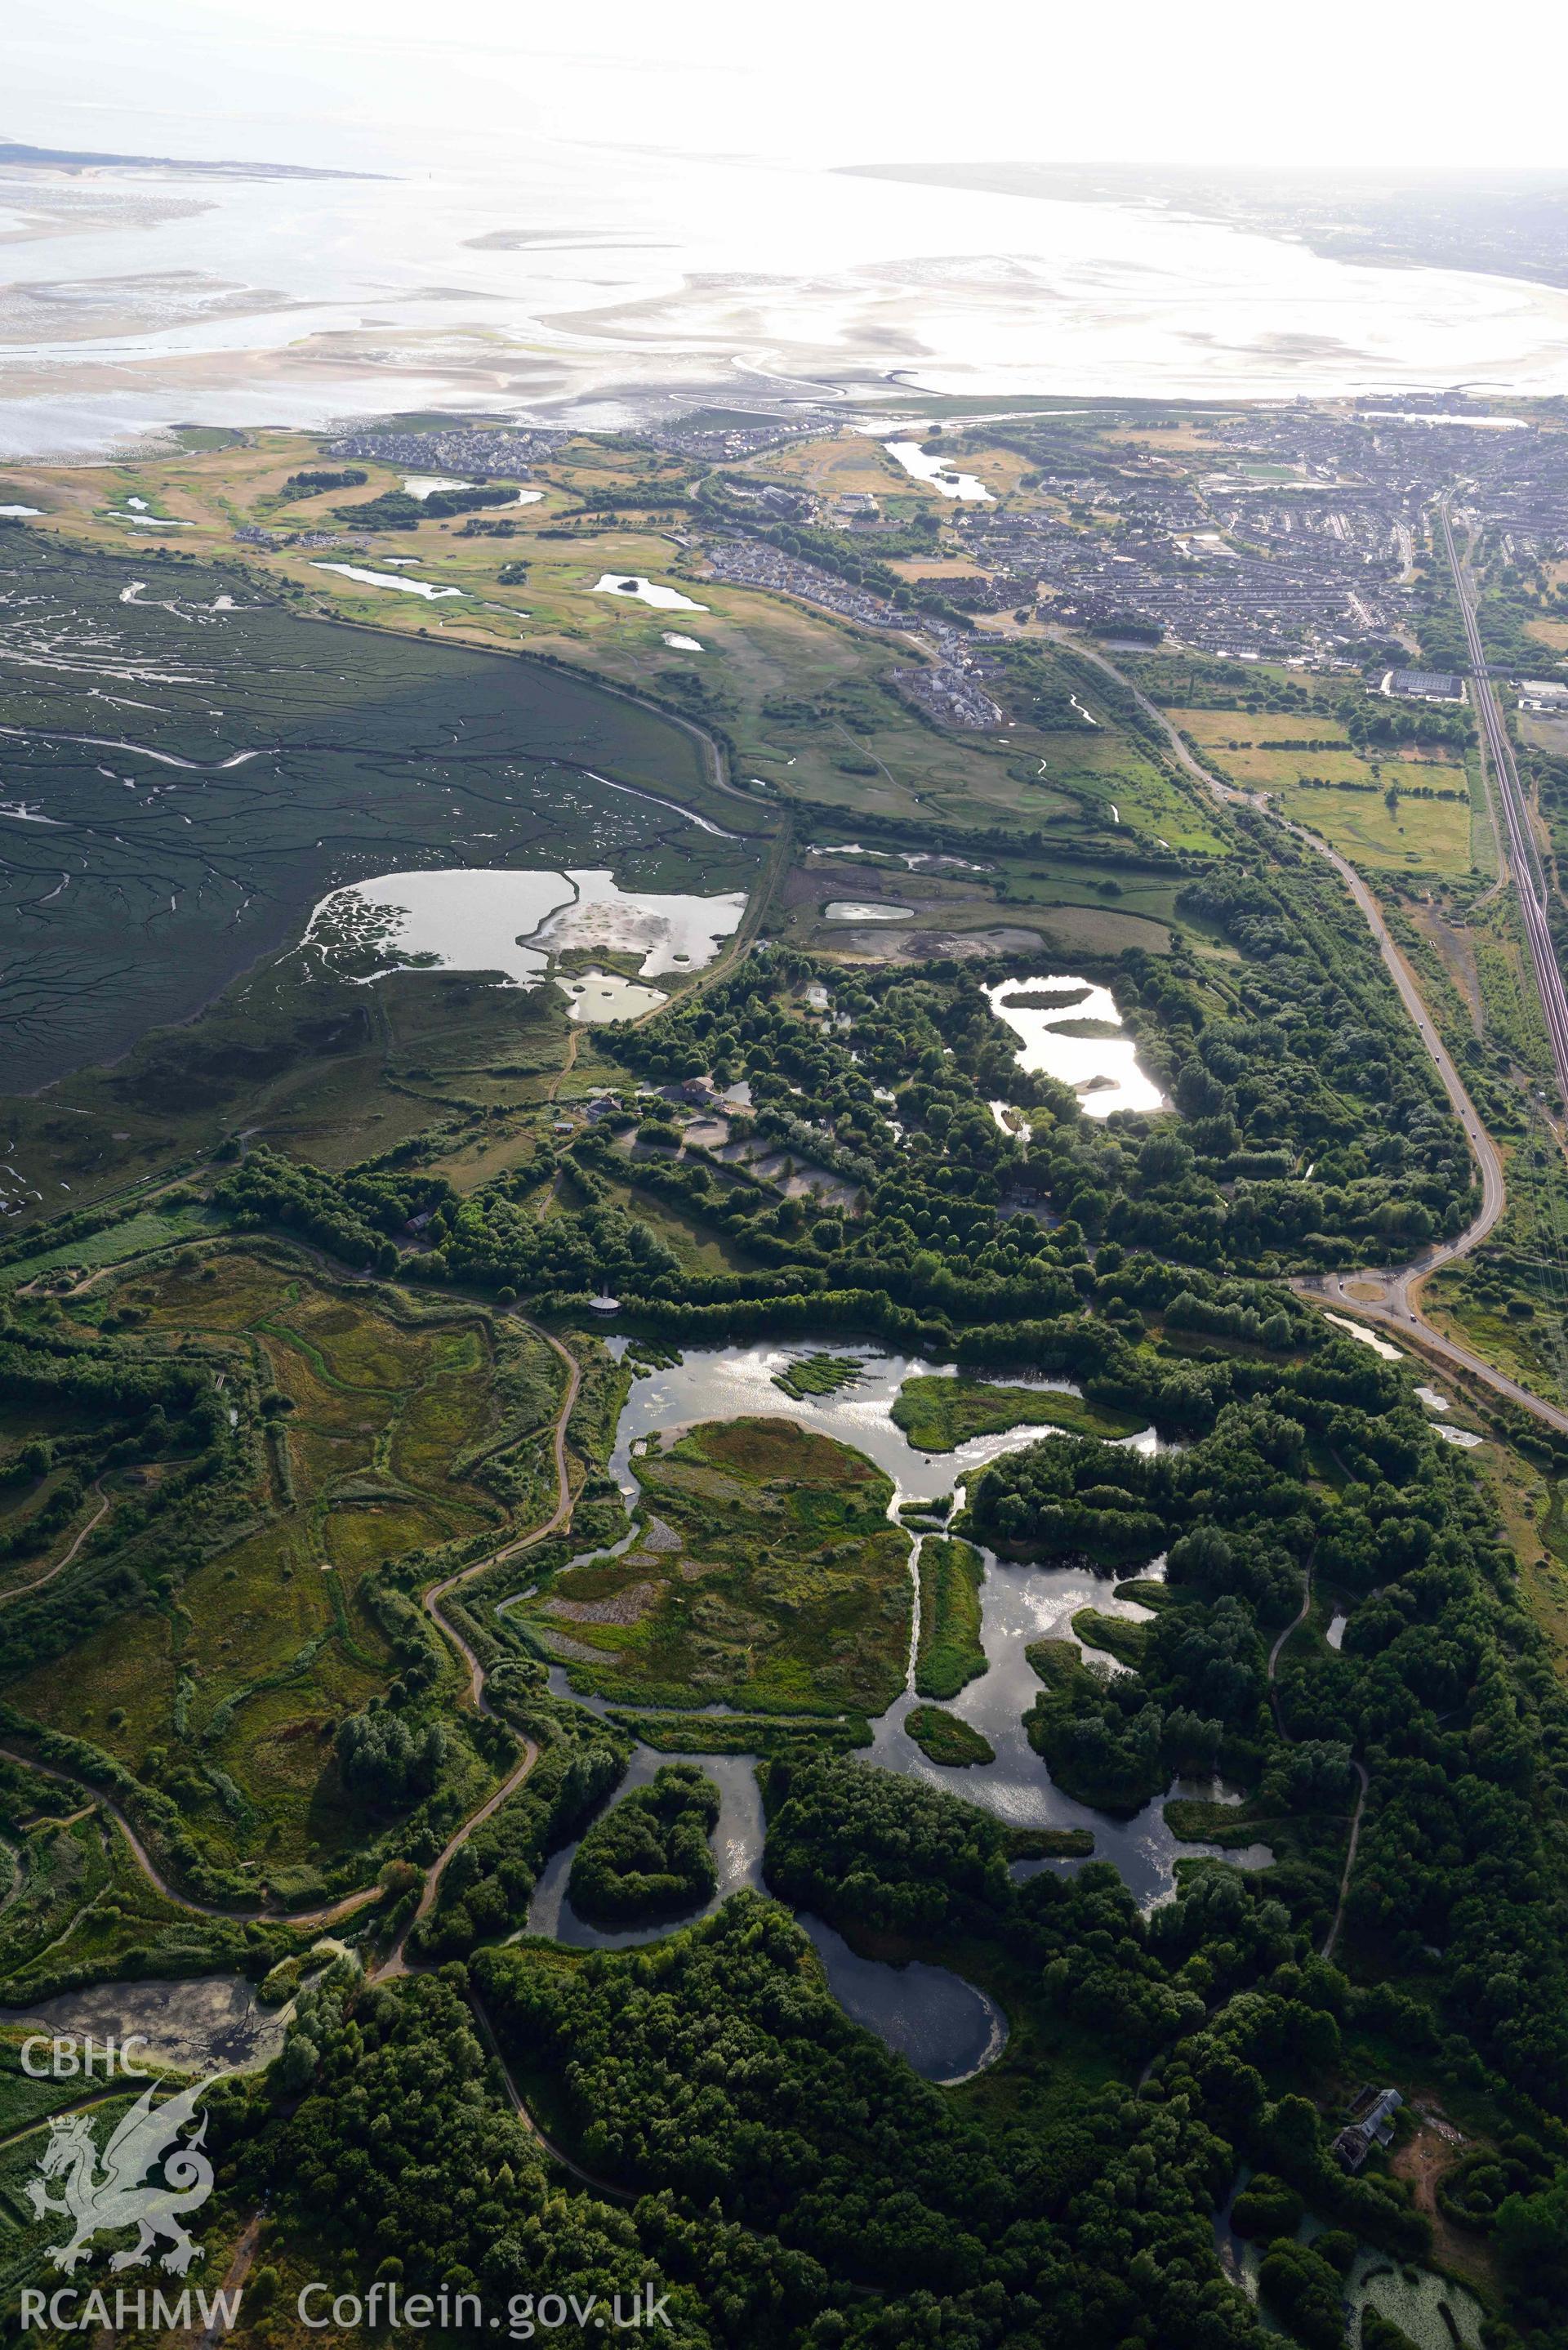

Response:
(518, 1340), (1274, 2079)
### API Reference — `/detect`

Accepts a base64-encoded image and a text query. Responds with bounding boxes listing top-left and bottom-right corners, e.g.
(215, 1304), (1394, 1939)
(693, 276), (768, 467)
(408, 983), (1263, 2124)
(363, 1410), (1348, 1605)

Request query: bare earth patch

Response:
(1391, 2125), (1494, 2291)
(547, 1580), (661, 1625)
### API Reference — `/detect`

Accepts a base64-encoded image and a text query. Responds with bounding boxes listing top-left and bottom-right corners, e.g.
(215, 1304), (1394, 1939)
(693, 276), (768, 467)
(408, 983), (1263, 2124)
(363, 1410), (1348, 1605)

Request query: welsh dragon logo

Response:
(26, 2076), (218, 2276)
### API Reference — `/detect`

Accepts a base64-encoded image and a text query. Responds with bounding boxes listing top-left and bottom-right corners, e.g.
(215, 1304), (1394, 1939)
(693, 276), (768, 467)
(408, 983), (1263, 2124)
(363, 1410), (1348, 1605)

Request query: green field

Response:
(1173, 707), (1472, 873)
(0, 1204), (216, 1291)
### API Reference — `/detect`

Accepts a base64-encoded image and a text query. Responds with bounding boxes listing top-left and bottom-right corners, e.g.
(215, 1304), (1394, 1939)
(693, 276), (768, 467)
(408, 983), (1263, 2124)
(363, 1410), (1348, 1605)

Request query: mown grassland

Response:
(1172, 707), (1472, 875)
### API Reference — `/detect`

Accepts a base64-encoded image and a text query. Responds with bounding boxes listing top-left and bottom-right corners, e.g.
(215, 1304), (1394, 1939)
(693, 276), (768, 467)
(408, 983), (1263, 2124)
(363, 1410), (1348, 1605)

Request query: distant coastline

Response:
(838, 157), (1568, 294)
(0, 137), (380, 181)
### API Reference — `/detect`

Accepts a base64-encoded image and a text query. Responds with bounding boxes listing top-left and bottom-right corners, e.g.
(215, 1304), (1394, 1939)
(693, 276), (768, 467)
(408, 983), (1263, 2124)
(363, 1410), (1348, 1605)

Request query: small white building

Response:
(1381, 669), (1466, 704)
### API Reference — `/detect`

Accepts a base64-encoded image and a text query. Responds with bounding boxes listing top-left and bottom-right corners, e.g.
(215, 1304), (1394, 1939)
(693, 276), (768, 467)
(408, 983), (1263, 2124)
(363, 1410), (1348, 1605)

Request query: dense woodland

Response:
(4, 826), (1568, 2346)
(220, 892), (1479, 1342)
(567, 1763), (720, 1926)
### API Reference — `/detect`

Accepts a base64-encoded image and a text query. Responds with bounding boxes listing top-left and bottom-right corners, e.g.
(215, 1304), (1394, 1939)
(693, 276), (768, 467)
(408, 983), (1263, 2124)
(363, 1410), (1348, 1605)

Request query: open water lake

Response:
(518, 1340), (1273, 2080)
(883, 442), (994, 501)
(305, 863), (747, 999)
(986, 974), (1166, 1117)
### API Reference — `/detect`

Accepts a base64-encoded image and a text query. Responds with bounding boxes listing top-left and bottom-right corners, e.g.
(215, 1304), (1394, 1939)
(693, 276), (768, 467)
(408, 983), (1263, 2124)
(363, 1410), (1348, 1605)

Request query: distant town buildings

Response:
(724, 479), (815, 522)
(1382, 669), (1467, 702)
(702, 534), (975, 657)
(889, 662), (1004, 730)
(651, 417), (826, 462)
(909, 404), (1568, 663)
(324, 428), (558, 475)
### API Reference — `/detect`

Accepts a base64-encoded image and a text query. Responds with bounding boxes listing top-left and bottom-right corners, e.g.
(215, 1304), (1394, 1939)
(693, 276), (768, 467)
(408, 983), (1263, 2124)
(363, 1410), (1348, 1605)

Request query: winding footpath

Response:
(1321, 1763), (1370, 1965)
(0, 1314), (616, 2201)
(1063, 631), (1568, 1435)
(0, 1322), (581, 1955)
(0, 1742), (382, 1932)
(0, 1486), (110, 1608)
(1263, 1562), (1368, 1961)
(463, 1978), (631, 2201)
(377, 1320), (581, 1977)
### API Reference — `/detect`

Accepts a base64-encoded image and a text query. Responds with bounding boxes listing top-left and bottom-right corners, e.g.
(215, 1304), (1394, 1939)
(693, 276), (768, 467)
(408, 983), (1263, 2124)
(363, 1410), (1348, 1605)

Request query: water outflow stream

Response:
(519, 1343), (1271, 2081)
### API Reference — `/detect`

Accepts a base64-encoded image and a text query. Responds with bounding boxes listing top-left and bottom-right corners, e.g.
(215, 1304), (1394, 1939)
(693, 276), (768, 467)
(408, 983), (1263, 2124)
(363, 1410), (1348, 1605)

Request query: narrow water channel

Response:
(515, 1340), (1274, 2080)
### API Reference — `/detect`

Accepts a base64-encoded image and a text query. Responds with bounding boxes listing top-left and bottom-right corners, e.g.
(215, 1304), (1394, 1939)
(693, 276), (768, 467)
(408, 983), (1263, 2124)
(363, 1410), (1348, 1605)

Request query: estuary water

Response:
(7, 118), (1568, 458)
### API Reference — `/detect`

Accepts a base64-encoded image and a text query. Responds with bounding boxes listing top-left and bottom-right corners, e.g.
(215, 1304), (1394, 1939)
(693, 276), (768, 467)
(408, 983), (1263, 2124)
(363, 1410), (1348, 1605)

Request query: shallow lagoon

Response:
(310, 561), (464, 600)
(532, 869), (746, 976)
(824, 899), (914, 922)
(884, 442), (994, 502)
(592, 573), (708, 612)
(522, 1341), (1274, 2077)
(305, 864), (746, 994)
(402, 478), (545, 507)
(557, 968), (670, 1023)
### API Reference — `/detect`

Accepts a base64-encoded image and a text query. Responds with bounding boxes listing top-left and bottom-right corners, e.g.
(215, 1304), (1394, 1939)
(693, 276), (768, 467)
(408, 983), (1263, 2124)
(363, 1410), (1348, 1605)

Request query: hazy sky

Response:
(11, 0), (1568, 175)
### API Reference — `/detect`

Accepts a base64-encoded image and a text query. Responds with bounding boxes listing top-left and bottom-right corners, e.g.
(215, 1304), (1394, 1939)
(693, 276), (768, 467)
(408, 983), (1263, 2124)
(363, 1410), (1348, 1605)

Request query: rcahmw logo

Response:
(24, 2073), (219, 2278)
(20, 2285), (241, 2335)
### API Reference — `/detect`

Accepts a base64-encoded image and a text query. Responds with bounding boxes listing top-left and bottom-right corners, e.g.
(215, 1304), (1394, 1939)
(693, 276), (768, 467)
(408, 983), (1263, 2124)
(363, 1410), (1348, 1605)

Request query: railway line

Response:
(1441, 499), (1568, 1106)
